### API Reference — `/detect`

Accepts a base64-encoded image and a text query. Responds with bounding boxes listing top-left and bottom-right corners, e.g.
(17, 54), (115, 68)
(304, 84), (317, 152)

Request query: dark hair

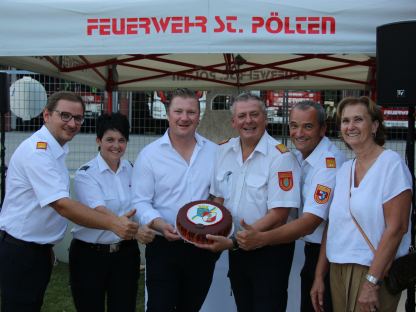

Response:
(291, 100), (326, 127)
(45, 91), (85, 112)
(168, 88), (199, 111)
(230, 92), (267, 116)
(96, 112), (130, 141)
(336, 96), (385, 146)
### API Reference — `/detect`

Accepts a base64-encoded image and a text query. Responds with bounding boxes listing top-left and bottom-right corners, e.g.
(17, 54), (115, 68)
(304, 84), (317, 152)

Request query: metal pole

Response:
(405, 104), (415, 312)
(282, 90), (289, 145)
(1, 110), (5, 207)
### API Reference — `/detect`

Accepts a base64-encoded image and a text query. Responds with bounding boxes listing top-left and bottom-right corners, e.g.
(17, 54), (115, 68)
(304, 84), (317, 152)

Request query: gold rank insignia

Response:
(326, 157), (336, 168)
(275, 143), (288, 153)
(36, 142), (47, 150)
(314, 184), (332, 204)
(218, 138), (230, 145)
(278, 171), (293, 191)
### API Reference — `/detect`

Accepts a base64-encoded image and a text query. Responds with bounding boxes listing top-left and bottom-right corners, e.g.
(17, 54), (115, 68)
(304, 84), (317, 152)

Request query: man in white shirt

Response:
(198, 93), (301, 311)
(131, 88), (220, 312)
(237, 101), (346, 311)
(0, 92), (139, 312)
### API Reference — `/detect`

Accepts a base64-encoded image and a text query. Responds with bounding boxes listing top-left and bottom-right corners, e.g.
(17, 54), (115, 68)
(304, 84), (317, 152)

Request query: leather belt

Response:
(73, 238), (135, 253)
(0, 230), (53, 249)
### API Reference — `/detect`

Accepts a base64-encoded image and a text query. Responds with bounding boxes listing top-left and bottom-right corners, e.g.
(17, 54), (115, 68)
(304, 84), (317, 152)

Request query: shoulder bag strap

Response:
(349, 159), (376, 254)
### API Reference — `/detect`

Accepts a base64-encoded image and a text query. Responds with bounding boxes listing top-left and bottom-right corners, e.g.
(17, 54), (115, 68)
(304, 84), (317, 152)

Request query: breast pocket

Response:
(103, 193), (119, 213)
(245, 174), (267, 206)
(217, 170), (233, 200)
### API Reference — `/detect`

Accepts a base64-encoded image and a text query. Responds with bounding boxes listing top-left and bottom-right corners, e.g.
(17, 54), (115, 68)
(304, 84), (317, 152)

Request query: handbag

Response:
(348, 160), (416, 295)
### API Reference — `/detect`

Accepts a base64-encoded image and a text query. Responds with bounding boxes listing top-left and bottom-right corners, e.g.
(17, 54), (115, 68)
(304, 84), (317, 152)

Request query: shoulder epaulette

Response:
(79, 165), (90, 171)
(275, 143), (289, 153)
(325, 157), (336, 168)
(218, 138), (230, 145)
(36, 141), (47, 150)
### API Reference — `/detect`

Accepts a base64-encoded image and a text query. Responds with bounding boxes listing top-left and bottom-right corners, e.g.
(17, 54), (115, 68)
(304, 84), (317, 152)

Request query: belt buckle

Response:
(109, 243), (120, 253)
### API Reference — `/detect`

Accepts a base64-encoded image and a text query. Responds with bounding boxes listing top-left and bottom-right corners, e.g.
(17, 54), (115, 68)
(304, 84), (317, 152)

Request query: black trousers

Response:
(0, 231), (54, 312)
(300, 242), (332, 312)
(69, 238), (141, 312)
(145, 236), (221, 312)
(228, 242), (295, 312)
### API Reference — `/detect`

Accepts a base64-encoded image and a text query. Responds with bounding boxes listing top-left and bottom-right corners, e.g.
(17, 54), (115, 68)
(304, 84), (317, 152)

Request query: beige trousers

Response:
(330, 263), (401, 312)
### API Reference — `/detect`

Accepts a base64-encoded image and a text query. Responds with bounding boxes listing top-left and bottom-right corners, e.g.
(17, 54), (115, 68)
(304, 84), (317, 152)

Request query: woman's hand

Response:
(310, 276), (326, 312)
(357, 281), (380, 312)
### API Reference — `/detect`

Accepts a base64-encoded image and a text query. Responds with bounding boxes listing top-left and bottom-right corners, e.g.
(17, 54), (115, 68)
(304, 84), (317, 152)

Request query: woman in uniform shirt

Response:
(310, 97), (412, 312)
(69, 112), (155, 312)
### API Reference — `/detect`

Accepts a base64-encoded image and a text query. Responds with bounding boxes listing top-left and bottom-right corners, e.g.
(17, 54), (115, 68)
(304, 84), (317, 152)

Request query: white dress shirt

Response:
(293, 136), (346, 244)
(131, 130), (217, 227)
(0, 126), (69, 244)
(71, 153), (132, 244)
(210, 131), (301, 230)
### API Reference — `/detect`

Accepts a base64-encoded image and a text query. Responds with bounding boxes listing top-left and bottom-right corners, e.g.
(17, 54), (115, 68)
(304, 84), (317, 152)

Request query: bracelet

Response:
(230, 236), (239, 251)
(365, 274), (382, 286)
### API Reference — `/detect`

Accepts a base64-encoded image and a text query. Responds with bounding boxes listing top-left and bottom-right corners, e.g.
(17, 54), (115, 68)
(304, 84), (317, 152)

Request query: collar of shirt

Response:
(230, 131), (269, 165)
(159, 129), (207, 149)
(38, 125), (69, 159)
(295, 136), (331, 168)
(96, 152), (128, 174)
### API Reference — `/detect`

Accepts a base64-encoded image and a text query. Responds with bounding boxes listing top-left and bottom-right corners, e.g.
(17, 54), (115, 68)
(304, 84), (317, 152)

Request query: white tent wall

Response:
(0, 0), (415, 91)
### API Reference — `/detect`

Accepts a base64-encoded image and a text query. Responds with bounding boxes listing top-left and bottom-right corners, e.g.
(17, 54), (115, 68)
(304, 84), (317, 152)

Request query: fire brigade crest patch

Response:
(314, 184), (332, 204)
(278, 171), (293, 191)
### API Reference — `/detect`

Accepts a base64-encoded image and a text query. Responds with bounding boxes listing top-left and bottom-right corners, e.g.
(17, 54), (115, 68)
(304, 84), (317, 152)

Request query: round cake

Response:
(176, 200), (232, 244)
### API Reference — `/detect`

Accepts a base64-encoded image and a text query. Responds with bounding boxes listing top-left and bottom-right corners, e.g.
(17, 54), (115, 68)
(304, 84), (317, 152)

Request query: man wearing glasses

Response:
(0, 91), (139, 312)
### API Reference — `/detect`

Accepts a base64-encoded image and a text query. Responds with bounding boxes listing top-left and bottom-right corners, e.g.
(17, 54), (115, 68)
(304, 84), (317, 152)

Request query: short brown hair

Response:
(167, 88), (199, 112)
(336, 96), (385, 146)
(45, 91), (85, 113)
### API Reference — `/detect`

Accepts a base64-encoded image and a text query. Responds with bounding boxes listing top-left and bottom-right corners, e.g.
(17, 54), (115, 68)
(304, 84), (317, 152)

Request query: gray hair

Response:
(230, 92), (267, 116)
(291, 100), (326, 127)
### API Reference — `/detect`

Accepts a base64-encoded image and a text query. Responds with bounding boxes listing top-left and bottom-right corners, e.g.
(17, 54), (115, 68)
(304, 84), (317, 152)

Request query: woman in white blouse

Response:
(311, 97), (412, 312)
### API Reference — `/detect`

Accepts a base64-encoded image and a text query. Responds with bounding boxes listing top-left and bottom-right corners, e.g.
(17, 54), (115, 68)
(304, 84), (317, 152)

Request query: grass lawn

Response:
(42, 261), (145, 312)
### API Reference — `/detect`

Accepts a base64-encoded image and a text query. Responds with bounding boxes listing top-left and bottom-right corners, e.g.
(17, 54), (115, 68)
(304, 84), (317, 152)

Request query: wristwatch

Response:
(230, 236), (239, 251)
(365, 274), (382, 286)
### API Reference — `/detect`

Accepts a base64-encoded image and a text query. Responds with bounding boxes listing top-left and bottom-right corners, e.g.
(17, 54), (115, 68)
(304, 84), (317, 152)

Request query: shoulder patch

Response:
(275, 143), (288, 153)
(218, 138), (230, 145)
(79, 165), (90, 171)
(277, 171), (293, 191)
(36, 142), (47, 150)
(314, 184), (332, 204)
(325, 157), (336, 168)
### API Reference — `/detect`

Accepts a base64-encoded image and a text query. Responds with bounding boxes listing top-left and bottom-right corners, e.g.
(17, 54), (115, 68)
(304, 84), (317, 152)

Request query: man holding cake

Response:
(131, 88), (220, 312)
(197, 93), (301, 311)
(236, 100), (346, 312)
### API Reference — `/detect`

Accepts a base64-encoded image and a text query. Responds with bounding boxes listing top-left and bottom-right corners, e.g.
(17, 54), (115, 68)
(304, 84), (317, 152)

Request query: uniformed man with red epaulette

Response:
(0, 91), (138, 312)
(196, 92), (301, 311)
(236, 100), (346, 312)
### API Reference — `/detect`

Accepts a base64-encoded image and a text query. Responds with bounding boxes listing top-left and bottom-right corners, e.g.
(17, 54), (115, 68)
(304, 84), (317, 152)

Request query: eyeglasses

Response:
(52, 110), (84, 125)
